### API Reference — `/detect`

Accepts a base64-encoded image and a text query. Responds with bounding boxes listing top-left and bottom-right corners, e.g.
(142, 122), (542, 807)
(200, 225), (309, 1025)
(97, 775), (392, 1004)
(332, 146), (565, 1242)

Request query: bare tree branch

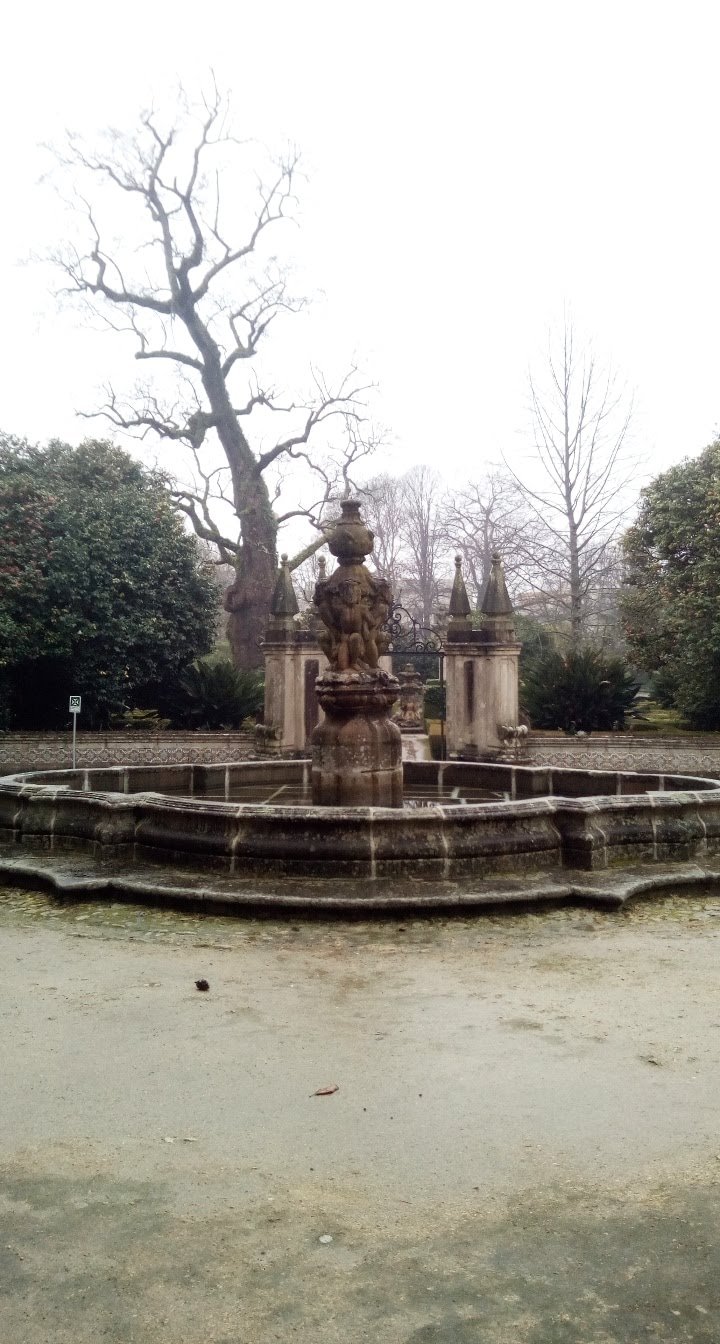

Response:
(50, 86), (370, 667)
(256, 369), (370, 472)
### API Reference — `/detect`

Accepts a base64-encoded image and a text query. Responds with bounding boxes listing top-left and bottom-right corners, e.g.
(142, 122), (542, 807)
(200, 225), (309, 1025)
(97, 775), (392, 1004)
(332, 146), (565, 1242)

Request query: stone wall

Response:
(5, 728), (720, 783)
(528, 734), (720, 778)
(0, 731), (257, 776)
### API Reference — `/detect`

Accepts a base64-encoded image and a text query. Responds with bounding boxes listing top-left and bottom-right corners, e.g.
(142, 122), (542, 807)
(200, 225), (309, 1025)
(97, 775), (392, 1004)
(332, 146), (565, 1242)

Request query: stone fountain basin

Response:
(2, 760), (720, 913)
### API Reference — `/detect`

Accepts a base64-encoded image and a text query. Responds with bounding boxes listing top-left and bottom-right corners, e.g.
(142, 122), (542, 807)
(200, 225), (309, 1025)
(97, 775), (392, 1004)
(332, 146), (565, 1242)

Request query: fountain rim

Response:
(3, 756), (720, 812)
(4, 758), (720, 913)
(3, 757), (720, 912)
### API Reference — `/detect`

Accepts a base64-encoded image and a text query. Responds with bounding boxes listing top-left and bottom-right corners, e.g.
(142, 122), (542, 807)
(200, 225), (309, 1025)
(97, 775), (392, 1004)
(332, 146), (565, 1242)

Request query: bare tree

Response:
(579, 540), (628, 652)
(441, 471), (540, 608)
(505, 321), (636, 647)
(360, 471), (408, 595)
(400, 466), (446, 627)
(270, 415), (382, 572)
(290, 549), (325, 610)
(51, 86), (370, 666)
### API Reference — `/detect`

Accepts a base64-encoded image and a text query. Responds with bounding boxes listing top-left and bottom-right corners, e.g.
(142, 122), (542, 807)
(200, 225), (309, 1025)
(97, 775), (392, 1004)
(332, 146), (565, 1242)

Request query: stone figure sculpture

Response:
(392, 663), (426, 732)
(310, 499), (402, 807)
(313, 504), (392, 672)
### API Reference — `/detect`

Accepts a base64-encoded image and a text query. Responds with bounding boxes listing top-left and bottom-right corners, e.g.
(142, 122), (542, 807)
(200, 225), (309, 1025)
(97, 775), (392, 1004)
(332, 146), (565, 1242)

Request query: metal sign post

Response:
(69, 696), (81, 768)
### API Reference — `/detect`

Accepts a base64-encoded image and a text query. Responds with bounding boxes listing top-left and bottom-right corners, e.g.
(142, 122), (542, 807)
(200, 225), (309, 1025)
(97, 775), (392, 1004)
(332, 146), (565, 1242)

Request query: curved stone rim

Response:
(0, 850), (719, 918)
(1, 758), (720, 912)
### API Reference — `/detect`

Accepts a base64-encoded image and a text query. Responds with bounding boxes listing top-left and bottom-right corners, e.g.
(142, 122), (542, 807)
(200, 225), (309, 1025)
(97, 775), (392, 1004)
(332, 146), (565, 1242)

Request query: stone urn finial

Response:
(327, 499), (375, 563)
(392, 663), (426, 733)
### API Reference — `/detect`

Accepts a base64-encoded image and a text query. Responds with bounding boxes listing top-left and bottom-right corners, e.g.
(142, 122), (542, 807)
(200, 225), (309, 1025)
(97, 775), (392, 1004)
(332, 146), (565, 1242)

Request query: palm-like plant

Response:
(522, 647), (639, 733)
(177, 660), (264, 729)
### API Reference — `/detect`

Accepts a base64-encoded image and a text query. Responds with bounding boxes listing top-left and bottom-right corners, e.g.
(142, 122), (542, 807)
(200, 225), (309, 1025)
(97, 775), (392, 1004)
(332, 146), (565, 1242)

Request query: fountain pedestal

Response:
(312, 670), (402, 807)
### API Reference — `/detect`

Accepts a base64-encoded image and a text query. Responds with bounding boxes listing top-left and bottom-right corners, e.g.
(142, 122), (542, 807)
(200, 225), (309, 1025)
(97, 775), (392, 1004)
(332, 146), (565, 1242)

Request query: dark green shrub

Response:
(622, 437), (720, 729)
(521, 647), (640, 733)
(0, 436), (216, 728)
(5, 656), (74, 730)
(423, 679), (446, 721)
(172, 659), (264, 730)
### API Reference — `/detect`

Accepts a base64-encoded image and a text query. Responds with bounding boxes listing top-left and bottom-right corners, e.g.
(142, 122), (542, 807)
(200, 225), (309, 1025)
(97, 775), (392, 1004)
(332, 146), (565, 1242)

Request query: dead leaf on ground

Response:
(311, 1084), (339, 1097)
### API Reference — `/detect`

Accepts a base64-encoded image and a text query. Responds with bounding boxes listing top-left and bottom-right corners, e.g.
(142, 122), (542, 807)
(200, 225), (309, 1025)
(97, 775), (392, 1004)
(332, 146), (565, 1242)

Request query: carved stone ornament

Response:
(313, 500), (392, 673)
(310, 499), (402, 807)
(392, 663), (426, 732)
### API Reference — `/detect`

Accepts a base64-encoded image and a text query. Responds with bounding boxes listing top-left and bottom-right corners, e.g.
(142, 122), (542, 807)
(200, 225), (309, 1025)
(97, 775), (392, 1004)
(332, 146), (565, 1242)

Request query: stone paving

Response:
(2, 888), (720, 1342)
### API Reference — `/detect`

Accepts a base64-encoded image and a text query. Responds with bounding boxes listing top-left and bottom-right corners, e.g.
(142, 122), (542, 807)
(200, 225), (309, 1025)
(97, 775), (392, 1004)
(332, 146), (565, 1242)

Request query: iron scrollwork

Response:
(383, 603), (444, 655)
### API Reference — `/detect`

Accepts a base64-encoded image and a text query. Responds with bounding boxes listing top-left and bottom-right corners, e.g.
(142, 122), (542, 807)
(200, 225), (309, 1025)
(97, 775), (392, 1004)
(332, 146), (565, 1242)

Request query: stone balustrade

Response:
(527, 733), (720, 777)
(5, 729), (720, 784)
(0, 731), (257, 776)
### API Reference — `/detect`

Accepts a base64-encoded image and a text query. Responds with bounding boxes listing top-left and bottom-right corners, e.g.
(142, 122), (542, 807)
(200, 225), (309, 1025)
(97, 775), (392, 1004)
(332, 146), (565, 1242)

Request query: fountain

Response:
(392, 665), (431, 762)
(3, 500), (720, 914)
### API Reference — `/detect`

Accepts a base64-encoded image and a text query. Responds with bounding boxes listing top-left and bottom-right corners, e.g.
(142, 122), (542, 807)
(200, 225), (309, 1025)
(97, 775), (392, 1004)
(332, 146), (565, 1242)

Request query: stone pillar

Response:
(262, 556), (328, 752)
(444, 554), (521, 759)
(311, 500), (402, 807)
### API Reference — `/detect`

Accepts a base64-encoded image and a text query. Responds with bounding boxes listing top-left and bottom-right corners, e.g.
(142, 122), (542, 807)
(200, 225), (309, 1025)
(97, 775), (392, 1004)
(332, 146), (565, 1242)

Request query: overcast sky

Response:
(1, 0), (719, 508)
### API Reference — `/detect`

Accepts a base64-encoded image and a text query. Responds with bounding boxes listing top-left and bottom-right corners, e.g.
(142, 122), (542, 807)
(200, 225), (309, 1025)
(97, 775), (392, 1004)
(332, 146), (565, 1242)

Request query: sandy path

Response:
(1, 890), (720, 1342)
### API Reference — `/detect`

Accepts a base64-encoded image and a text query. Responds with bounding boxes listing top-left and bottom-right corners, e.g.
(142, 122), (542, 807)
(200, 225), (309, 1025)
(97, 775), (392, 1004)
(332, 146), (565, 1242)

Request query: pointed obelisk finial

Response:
(448, 554), (472, 632)
(480, 552), (513, 617)
(480, 552), (515, 643)
(269, 553), (299, 627)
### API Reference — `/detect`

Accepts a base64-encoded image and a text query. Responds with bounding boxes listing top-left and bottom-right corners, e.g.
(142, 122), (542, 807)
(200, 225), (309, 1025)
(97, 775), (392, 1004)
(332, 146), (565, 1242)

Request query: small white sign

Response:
(69, 696), (82, 713)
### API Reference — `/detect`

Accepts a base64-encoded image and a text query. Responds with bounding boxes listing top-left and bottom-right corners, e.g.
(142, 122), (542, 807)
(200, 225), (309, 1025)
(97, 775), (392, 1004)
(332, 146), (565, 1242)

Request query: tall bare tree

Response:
(52, 86), (369, 666)
(506, 321), (636, 646)
(400, 466), (445, 627)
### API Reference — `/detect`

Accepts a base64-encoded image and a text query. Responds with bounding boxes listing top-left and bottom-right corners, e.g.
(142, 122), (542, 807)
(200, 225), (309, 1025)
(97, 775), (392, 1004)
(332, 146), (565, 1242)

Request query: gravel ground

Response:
(1, 887), (720, 1343)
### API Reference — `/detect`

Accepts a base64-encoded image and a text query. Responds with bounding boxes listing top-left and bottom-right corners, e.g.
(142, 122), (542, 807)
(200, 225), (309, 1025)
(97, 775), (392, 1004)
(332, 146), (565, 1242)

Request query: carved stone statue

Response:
(313, 503), (392, 672)
(310, 499), (402, 807)
(392, 664), (426, 732)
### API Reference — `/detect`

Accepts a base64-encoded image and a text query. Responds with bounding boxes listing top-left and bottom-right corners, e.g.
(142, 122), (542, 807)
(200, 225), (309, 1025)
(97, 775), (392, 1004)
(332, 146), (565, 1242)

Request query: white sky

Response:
(1, 0), (719, 516)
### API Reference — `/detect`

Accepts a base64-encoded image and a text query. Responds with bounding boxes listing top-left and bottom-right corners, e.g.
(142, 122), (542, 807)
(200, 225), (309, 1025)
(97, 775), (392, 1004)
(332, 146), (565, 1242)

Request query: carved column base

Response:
(311, 670), (403, 808)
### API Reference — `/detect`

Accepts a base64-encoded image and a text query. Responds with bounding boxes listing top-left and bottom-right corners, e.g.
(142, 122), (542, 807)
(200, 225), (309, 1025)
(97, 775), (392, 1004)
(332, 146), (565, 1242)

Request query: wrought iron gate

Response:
(384, 603), (446, 757)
